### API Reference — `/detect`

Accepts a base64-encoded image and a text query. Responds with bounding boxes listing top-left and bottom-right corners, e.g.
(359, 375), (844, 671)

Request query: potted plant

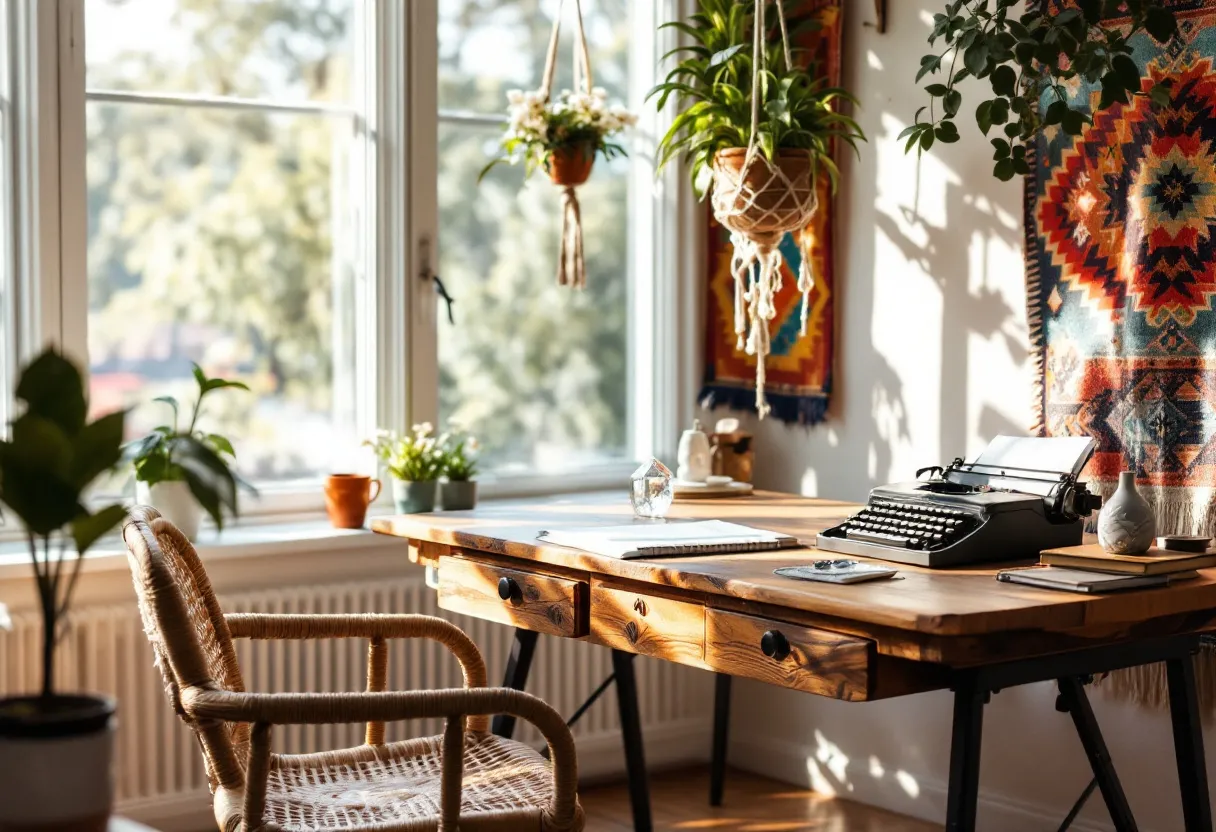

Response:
(0, 349), (129, 831)
(125, 364), (253, 541)
(366, 424), (444, 514)
(480, 86), (637, 186)
(901, 0), (1178, 180)
(439, 425), (480, 511)
(649, 0), (865, 416)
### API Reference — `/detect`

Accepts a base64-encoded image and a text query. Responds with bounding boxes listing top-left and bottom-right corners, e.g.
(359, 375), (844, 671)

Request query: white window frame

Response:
(3, 0), (698, 528)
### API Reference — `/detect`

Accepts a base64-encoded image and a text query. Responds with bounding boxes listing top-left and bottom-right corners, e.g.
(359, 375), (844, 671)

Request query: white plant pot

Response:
(0, 695), (115, 832)
(136, 480), (203, 541)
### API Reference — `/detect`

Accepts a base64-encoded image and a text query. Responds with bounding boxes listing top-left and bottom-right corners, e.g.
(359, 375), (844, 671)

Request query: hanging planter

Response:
(650, 0), (866, 418)
(479, 0), (637, 289)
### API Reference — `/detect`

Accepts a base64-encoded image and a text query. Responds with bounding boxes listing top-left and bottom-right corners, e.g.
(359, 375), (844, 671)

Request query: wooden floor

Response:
(581, 767), (937, 831)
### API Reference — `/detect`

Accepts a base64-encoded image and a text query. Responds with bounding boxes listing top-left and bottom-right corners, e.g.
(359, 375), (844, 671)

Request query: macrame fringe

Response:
(1099, 644), (1216, 720)
(556, 186), (586, 288)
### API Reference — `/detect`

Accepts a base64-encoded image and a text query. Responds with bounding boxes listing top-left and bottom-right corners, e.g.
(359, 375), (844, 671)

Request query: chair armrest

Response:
(224, 613), (488, 735)
(182, 685), (581, 832)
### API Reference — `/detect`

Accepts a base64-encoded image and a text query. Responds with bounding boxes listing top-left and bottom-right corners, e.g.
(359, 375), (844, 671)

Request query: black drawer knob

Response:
(760, 630), (790, 661)
(498, 577), (521, 602)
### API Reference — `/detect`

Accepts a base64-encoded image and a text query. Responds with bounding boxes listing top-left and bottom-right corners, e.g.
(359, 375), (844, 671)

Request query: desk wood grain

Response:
(373, 491), (1216, 675)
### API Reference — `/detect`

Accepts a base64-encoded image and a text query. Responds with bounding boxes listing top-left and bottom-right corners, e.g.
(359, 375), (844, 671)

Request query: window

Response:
(436, 0), (635, 475)
(2, 0), (689, 523)
(83, 0), (367, 485)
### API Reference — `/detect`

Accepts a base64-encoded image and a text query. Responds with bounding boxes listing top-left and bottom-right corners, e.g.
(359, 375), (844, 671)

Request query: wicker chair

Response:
(122, 507), (583, 832)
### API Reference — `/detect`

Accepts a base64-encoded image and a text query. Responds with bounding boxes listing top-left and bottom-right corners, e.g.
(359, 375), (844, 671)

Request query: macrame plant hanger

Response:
(709, 0), (821, 418)
(539, 0), (594, 288)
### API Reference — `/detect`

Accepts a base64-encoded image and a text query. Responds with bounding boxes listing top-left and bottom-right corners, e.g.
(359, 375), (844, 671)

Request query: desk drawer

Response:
(437, 556), (587, 638)
(590, 582), (705, 664)
(706, 609), (872, 701)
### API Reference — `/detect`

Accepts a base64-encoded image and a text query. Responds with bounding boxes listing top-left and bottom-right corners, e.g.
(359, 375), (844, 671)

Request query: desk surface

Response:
(372, 490), (1216, 641)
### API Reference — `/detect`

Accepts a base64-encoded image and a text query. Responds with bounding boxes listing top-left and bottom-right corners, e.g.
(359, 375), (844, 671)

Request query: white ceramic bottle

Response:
(676, 420), (712, 483)
(1097, 471), (1156, 555)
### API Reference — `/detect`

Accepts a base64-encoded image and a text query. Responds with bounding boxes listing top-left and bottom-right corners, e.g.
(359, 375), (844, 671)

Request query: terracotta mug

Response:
(324, 474), (381, 529)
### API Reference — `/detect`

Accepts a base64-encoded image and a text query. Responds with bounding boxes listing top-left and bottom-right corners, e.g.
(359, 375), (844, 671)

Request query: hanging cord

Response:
(538, 0), (594, 289)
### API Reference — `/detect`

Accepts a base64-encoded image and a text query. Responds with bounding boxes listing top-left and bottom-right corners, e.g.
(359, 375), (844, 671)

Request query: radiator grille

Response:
(0, 575), (707, 813)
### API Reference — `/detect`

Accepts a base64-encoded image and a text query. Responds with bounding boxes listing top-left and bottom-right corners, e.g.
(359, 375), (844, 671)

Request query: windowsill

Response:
(0, 469), (632, 583)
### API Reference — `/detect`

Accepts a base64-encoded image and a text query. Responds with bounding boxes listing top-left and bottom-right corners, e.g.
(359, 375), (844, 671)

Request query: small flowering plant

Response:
(364, 424), (443, 482)
(440, 425), (480, 482)
(479, 86), (638, 182)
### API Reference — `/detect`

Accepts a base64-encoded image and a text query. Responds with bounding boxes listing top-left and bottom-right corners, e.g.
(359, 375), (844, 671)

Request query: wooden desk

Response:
(373, 490), (1215, 832)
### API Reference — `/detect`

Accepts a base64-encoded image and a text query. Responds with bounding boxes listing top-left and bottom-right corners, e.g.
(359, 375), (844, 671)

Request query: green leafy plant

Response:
(902, 0), (1178, 180)
(440, 426), (480, 482)
(0, 349), (129, 697)
(648, 0), (865, 197)
(479, 87), (637, 182)
(125, 364), (253, 530)
(365, 424), (444, 482)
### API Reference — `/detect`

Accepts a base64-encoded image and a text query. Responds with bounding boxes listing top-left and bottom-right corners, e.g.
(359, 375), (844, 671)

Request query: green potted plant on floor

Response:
(439, 424), (480, 511)
(366, 424), (444, 514)
(0, 349), (129, 831)
(125, 364), (252, 540)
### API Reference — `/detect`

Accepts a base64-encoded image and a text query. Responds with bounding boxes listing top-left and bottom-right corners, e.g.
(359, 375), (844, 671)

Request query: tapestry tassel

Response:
(556, 185), (586, 288)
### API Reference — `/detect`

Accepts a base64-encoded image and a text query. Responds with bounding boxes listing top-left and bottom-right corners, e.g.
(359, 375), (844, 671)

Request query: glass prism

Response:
(630, 458), (673, 519)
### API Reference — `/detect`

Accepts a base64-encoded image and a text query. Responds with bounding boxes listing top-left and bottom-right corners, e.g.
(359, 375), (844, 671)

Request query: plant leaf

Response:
(71, 504), (127, 556)
(70, 410), (126, 490)
(14, 350), (87, 437)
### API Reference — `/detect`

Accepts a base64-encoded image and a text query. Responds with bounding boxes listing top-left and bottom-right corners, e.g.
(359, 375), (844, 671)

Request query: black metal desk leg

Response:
(1056, 677), (1138, 831)
(491, 629), (539, 738)
(1168, 655), (1213, 832)
(612, 650), (653, 832)
(710, 673), (732, 806)
(945, 675), (987, 832)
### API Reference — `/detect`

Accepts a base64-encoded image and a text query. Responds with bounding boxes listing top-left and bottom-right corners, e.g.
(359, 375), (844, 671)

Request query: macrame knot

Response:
(556, 185), (586, 289)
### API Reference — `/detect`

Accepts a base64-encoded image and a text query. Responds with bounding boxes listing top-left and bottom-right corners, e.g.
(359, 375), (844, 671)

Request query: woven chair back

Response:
(123, 506), (248, 792)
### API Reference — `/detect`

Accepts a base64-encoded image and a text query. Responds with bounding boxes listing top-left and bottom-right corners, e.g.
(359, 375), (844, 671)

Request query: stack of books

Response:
(997, 543), (1216, 594)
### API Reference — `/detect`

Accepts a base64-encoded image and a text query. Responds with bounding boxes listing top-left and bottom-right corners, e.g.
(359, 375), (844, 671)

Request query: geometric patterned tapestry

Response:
(699, 0), (842, 425)
(1028, 0), (1216, 538)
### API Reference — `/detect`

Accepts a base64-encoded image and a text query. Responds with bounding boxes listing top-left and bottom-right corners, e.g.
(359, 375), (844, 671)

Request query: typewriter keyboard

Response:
(835, 499), (980, 551)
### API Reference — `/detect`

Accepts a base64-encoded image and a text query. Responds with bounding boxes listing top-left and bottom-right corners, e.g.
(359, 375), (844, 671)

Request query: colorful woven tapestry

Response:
(1028, 0), (1216, 534)
(699, 0), (842, 425)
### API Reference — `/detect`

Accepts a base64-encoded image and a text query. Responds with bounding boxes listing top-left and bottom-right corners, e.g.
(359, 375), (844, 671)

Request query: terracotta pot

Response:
(546, 143), (596, 186)
(0, 694), (116, 832)
(711, 148), (816, 238)
(324, 474), (382, 529)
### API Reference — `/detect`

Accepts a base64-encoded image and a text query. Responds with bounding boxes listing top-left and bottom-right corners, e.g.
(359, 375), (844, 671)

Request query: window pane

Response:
(440, 0), (631, 114)
(85, 0), (355, 105)
(436, 121), (629, 472)
(0, 0), (12, 431)
(86, 101), (358, 482)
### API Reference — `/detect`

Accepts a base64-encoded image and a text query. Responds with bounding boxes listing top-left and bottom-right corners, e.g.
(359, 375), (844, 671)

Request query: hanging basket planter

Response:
(710, 149), (817, 245)
(478, 0), (636, 290)
(547, 142), (597, 187)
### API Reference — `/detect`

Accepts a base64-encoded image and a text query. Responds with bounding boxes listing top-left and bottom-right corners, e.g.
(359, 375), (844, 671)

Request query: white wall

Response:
(706, 3), (1216, 830)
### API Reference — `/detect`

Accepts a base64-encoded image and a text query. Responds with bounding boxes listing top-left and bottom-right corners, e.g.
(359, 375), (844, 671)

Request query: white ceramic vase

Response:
(676, 420), (712, 483)
(1097, 471), (1156, 555)
(136, 480), (203, 541)
(0, 695), (115, 832)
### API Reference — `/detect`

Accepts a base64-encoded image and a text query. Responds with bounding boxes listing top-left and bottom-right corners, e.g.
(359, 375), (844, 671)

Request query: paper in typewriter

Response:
(954, 435), (1097, 496)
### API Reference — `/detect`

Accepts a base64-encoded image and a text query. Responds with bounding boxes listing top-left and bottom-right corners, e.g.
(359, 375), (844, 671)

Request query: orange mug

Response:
(324, 474), (381, 529)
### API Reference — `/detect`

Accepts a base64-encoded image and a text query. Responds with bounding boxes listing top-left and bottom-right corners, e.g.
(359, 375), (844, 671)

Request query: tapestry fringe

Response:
(1083, 481), (1216, 713)
(699, 383), (829, 426)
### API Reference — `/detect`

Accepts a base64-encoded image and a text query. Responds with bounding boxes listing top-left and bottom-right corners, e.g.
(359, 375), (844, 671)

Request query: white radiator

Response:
(0, 575), (710, 826)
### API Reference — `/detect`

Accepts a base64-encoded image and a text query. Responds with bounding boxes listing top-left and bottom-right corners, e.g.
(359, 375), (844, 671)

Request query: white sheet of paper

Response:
(956, 435), (1096, 496)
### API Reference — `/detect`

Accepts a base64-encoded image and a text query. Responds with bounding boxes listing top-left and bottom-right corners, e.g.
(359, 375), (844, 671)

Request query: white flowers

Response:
(501, 86), (637, 152)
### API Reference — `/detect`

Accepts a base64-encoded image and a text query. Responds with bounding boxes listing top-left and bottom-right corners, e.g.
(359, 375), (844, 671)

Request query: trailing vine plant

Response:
(901, 0), (1178, 180)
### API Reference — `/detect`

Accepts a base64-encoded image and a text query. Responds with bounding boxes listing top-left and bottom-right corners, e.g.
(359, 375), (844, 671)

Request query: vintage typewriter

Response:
(816, 436), (1103, 568)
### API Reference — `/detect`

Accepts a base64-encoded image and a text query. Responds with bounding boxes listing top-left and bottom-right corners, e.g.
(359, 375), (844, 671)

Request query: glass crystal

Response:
(630, 458), (673, 519)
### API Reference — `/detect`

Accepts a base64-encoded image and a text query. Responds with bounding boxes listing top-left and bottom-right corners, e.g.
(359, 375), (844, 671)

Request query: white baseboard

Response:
(728, 732), (1119, 832)
(118, 719), (711, 831)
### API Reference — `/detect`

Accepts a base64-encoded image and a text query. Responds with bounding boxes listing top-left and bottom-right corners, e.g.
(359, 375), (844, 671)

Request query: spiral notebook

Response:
(538, 520), (800, 560)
